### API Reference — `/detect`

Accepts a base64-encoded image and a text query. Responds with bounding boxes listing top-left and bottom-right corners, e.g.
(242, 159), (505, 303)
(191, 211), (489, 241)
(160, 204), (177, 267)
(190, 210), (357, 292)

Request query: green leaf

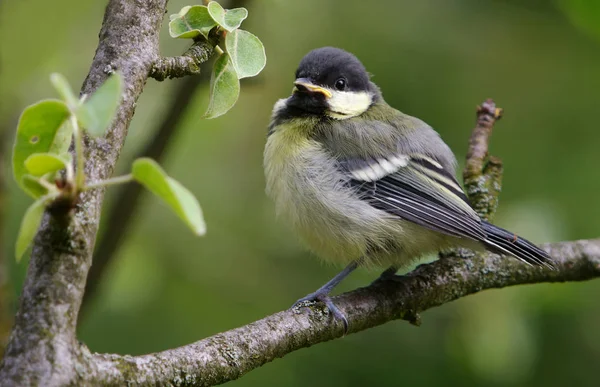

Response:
(76, 72), (123, 137)
(223, 7), (248, 31)
(169, 5), (217, 39)
(203, 53), (240, 119)
(207, 1), (248, 32)
(15, 196), (50, 261)
(50, 73), (79, 108)
(225, 29), (266, 79)
(49, 119), (73, 156)
(24, 153), (69, 177)
(13, 100), (70, 193)
(21, 175), (49, 199)
(132, 158), (206, 236)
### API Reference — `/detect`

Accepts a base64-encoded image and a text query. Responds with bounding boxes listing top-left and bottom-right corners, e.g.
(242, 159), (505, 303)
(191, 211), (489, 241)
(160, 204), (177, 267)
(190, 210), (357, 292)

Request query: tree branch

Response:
(150, 39), (216, 81)
(89, 238), (600, 386)
(0, 0), (598, 385)
(0, 1), (213, 384)
(83, 98), (600, 386)
(463, 98), (504, 221)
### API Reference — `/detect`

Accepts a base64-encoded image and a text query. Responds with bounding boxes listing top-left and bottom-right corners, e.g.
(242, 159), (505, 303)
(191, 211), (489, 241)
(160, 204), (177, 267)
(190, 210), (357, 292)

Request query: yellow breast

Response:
(264, 121), (379, 264)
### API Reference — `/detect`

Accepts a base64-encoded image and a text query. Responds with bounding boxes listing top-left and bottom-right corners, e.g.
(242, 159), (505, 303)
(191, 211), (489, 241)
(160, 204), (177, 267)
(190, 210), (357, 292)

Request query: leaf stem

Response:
(83, 174), (133, 191)
(37, 178), (58, 192)
(71, 115), (86, 190)
(65, 159), (75, 184)
(215, 45), (224, 55)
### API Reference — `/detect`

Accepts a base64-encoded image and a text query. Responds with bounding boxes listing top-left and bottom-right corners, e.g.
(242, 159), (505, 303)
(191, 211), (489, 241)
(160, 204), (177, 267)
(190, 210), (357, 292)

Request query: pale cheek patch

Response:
(326, 90), (373, 119)
(272, 98), (288, 115)
(350, 155), (409, 182)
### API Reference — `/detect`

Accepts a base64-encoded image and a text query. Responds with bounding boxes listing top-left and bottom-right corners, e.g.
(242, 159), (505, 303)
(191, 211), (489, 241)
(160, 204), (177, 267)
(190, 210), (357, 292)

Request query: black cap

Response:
(295, 47), (372, 93)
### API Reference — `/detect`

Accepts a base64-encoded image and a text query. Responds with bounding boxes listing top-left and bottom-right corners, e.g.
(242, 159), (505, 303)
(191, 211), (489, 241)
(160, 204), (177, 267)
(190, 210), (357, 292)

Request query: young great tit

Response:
(264, 47), (553, 327)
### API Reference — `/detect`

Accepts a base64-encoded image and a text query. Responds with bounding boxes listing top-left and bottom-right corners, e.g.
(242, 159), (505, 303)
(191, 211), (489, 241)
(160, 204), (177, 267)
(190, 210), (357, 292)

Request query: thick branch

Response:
(0, 1), (170, 384)
(90, 239), (600, 386)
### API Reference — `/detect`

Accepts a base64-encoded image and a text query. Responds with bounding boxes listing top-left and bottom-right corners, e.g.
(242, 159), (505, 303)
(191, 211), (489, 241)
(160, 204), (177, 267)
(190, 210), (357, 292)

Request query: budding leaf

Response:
(225, 29), (266, 79)
(13, 100), (70, 196)
(15, 195), (51, 261)
(203, 53), (240, 119)
(24, 153), (69, 177)
(50, 73), (79, 109)
(132, 158), (206, 236)
(169, 5), (217, 39)
(21, 175), (49, 199)
(207, 1), (248, 32)
(76, 72), (123, 137)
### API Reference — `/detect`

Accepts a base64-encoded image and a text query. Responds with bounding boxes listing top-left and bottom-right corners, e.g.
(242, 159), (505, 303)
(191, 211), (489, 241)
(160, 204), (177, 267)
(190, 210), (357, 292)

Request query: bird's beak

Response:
(293, 78), (332, 98)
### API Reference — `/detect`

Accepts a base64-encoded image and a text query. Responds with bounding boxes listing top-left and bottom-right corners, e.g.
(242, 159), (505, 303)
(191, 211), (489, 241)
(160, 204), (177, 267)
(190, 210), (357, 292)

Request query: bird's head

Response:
(285, 47), (378, 120)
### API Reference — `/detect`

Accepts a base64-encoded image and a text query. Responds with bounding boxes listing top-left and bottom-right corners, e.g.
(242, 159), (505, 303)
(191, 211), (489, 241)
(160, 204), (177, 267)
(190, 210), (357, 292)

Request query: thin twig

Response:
(463, 98), (504, 221)
(150, 39), (216, 81)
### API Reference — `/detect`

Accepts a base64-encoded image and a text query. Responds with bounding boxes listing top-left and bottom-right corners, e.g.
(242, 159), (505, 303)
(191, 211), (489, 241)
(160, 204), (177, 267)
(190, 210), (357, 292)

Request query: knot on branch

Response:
(150, 39), (216, 81)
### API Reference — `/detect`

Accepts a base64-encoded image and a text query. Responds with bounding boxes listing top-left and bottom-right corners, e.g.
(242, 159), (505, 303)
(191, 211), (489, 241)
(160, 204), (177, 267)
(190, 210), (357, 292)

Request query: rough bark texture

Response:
(150, 39), (216, 81)
(0, 1), (599, 386)
(0, 1), (170, 384)
(88, 238), (600, 386)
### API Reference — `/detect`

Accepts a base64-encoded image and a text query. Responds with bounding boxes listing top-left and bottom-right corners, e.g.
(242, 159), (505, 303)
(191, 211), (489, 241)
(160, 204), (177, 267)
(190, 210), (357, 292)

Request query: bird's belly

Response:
(264, 130), (408, 266)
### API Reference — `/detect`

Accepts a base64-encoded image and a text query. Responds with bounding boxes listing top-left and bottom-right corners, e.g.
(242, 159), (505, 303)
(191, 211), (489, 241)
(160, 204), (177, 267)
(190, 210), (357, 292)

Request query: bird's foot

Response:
(292, 291), (348, 333)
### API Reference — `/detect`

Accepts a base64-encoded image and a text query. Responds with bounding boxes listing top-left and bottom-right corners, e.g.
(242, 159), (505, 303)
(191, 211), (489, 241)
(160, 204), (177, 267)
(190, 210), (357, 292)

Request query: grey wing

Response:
(340, 154), (487, 241)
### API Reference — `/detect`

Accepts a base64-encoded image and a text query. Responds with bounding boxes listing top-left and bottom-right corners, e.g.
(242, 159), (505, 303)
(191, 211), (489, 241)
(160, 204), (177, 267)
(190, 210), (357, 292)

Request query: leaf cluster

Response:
(169, 1), (266, 118)
(12, 74), (206, 260)
(11, 1), (266, 261)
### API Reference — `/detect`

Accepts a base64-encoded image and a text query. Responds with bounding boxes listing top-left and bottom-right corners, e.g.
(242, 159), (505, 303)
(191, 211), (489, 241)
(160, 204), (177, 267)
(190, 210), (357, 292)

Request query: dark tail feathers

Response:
(481, 221), (555, 269)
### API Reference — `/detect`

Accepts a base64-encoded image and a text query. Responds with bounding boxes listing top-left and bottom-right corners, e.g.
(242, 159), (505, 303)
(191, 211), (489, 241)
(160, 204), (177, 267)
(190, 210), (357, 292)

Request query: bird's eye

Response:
(334, 78), (347, 91)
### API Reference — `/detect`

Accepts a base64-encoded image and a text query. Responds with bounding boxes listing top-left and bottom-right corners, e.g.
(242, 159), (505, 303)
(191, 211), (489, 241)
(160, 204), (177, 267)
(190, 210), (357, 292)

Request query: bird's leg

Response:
(292, 259), (362, 331)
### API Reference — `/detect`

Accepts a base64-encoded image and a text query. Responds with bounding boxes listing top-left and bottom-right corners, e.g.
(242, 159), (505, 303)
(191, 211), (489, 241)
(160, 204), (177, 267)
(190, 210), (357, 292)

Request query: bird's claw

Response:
(291, 292), (349, 333)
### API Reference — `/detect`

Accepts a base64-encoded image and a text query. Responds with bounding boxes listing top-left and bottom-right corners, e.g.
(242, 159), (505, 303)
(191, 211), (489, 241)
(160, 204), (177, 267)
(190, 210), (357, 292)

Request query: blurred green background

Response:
(2, 0), (600, 386)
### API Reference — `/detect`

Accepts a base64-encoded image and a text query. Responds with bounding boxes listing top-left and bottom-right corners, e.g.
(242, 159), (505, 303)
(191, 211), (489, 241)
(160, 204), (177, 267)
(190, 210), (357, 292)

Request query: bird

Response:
(263, 47), (554, 329)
